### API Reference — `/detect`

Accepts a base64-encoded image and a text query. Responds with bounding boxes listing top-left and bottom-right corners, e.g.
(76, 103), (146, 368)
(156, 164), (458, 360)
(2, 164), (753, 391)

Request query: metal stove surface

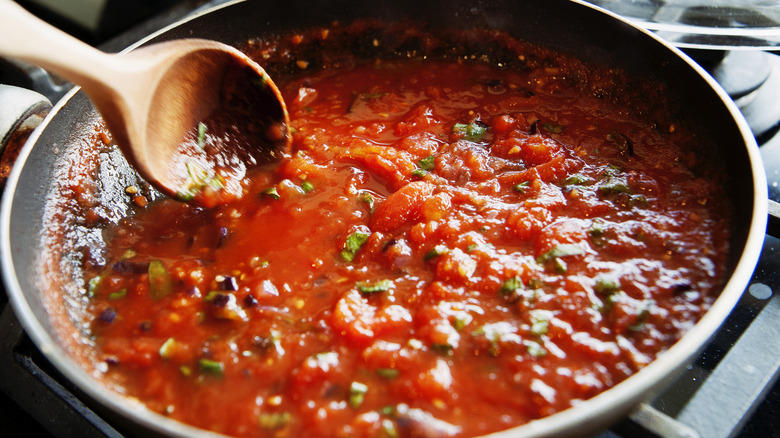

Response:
(1, 2), (780, 437)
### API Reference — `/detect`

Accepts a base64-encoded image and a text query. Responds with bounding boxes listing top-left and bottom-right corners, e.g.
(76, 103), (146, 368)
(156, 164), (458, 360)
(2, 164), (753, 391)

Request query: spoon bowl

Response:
(0, 0), (290, 207)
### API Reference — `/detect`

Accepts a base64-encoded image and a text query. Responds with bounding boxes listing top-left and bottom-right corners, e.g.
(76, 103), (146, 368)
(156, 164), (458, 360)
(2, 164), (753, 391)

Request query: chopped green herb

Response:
(529, 311), (551, 336)
(542, 122), (564, 133)
(526, 340), (547, 358)
(87, 276), (102, 298)
(452, 313), (472, 331)
(603, 163), (622, 176)
(176, 161), (225, 201)
(264, 187), (280, 200)
(418, 155), (436, 171)
(349, 381), (369, 409)
(197, 358), (224, 377)
(359, 192), (376, 212)
(594, 274), (621, 295)
(258, 411), (291, 430)
(513, 181), (530, 193)
(588, 220), (607, 237)
(376, 368), (400, 379)
(628, 300), (654, 332)
(553, 257), (568, 274)
(340, 231), (370, 262)
(197, 122), (207, 150)
(411, 168), (428, 178)
(452, 121), (487, 142)
(425, 244), (449, 260)
(300, 181), (315, 193)
(431, 343), (454, 356)
(599, 177), (631, 194)
(500, 276), (524, 295)
(179, 365), (192, 377)
(536, 244), (585, 264)
(108, 289), (127, 300)
(379, 405), (396, 416)
(565, 174), (591, 185)
(382, 419), (399, 438)
(527, 278), (545, 290)
(253, 74), (269, 89)
(148, 260), (173, 299)
(159, 337), (176, 359)
(357, 279), (393, 294)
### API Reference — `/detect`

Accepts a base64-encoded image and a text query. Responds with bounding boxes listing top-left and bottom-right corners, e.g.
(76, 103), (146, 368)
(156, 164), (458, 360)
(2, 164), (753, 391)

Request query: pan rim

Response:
(0, 0), (768, 437)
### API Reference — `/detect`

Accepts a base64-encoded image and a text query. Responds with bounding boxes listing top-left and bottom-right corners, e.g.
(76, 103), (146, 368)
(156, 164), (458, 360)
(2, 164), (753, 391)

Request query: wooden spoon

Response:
(0, 0), (290, 207)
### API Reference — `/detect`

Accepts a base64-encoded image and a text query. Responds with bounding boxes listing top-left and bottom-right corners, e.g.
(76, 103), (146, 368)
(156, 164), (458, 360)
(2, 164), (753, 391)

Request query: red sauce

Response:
(81, 34), (729, 437)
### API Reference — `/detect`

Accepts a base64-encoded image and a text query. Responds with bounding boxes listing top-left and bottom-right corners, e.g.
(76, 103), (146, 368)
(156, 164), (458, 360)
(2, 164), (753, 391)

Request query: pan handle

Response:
(0, 84), (50, 151)
(767, 199), (780, 238)
(0, 84), (51, 191)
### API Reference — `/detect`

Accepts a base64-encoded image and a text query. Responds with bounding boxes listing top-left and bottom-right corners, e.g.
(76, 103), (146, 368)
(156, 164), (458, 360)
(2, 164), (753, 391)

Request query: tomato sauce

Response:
(80, 27), (730, 438)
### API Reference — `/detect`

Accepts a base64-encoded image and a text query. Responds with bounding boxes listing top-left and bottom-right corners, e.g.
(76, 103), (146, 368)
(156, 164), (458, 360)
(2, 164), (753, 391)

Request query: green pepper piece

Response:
(340, 231), (370, 262)
(198, 358), (224, 377)
(357, 279), (393, 294)
(349, 381), (369, 409)
(148, 260), (173, 299)
(197, 122), (207, 150)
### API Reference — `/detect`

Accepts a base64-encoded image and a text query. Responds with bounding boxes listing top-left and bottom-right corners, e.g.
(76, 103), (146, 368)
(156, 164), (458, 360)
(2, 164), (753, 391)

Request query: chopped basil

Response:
(258, 411), (291, 430)
(411, 168), (427, 178)
(179, 365), (192, 377)
(452, 313), (472, 331)
(529, 311), (551, 336)
(452, 121), (487, 142)
(357, 279), (393, 294)
(349, 381), (369, 409)
(379, 405), (397, 416)
(553, 257), (568, 274)
(300, 180), (315, 193)
(513, 181), (530, 193)
(628, 300), (654, 332)
(565, 174), (592, 185)
(87, 276), (102, 298)
(376, 368), (400, 379)
(418, 155), (435, 171)
(536, 244), (585, 264)
(177, 161), (225, 202)
(197, 358), (224, 377)
(264, 187), (281, 200)
(340, 231), (370, 262)
(410, 154), (436, 177)
(253, 74), (270, 89)
(594, 274), (621, 295)
(382, 419), (399, 438)
(500, 276), (523, 295)
(424, 244), (449, 260)
(526, 340), (547, 358)
(359, 192), (376, 212)
(197, 122), (207, 150)
(108, 289), (127, 300)
(599, 177), (631, 194)
(431, 343), (454, 356)
(588, 220), (607, 237)
(148, 260), (173, 299)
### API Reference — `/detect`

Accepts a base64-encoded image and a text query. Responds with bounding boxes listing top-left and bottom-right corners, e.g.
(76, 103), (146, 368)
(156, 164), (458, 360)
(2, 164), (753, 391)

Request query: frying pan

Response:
(0, 0), (768, 436)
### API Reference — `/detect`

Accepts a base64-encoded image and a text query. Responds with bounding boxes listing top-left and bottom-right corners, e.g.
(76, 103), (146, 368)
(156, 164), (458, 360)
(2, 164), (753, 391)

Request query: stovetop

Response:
(2, 1), (780, 437)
